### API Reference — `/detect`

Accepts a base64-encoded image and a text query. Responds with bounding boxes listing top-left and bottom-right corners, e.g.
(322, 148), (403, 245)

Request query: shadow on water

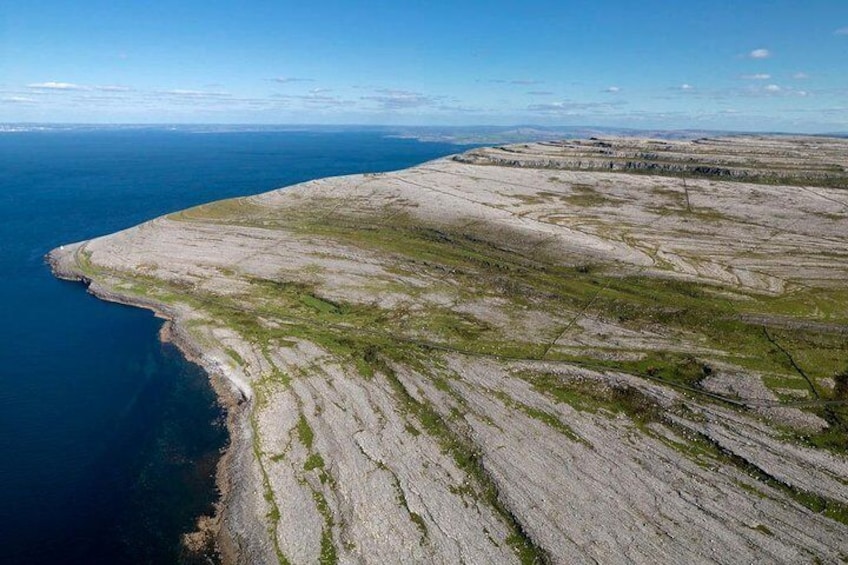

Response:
(8, 302), (228, 565)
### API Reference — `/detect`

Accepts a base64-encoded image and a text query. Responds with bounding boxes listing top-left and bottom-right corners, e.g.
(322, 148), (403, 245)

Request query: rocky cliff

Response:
(50, 135), (848, 564)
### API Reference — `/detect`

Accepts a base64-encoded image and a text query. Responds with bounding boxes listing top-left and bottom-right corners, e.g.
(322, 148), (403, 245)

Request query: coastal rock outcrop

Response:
(51, 135), (848, 564)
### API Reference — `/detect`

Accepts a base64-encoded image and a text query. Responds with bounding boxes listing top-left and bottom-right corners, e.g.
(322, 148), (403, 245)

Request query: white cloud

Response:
(604, 86), (621, 93)
(437, 104), (483, 114)
(27, 81), (88, 90)
(272, 77), (314, 84)
(741, 73), (771, 80)
(748, 48), (771, 59)
(527, 99), (626, 115)
(164, 89), (204, 95)
(680, 84), (694, 90)
(835, 27), (848, 35)
(362, 89), (442, 110)
(1, 96), (36, 103)
(96, 85), (132, 92)
(160, 89), (230, 98)
(275, 91), (354, 109)
(486, 79), (542, 85)
(728, 84), (812, 98)
(792, 72), (809, 80)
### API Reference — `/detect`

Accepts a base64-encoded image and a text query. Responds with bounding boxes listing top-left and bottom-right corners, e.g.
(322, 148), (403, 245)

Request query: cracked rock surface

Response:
(50, 136), (848, 563)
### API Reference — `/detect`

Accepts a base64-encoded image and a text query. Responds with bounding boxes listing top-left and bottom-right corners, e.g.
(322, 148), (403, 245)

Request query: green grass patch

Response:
(224, 346), (245, 366)
(300, 293), (343, 315)
(304, 452), (325, 472)
(297, 414), (314, 450)
(310, 489), (338, 565)
(519, 371), (662, 426)
(171, 197), (268, 222)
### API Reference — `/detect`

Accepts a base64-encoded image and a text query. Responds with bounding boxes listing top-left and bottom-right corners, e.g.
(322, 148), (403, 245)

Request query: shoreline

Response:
(44, 136), (848, 563)
(47, 244), (250, 564)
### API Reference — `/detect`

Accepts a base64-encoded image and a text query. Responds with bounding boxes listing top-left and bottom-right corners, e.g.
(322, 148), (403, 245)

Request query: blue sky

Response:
(2, 0), (846, 131)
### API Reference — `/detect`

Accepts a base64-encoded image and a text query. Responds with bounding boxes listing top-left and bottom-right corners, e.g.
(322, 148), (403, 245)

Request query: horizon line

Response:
(1, 122), (846, 137)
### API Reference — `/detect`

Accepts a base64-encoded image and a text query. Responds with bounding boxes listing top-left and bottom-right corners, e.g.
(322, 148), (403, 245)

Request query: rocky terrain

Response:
(50, 135), (848, 564)
(457, 136), (848, 187)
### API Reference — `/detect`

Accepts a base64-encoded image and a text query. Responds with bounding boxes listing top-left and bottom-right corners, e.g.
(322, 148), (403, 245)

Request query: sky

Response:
(1, 0), (847, 131)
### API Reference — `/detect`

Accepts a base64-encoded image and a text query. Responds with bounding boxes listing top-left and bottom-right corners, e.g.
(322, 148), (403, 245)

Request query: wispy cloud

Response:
(740, 73), (771, 80)
(680, 84), (695, 91)
(486, 79), (543, 85)
(362, 89), (441, 110)
(755, 84), (809, 97)
(664, 82), (812, 101)
(275, 91), (354, 108)
(271, 77), (314, 84)
(835, 26), (848, 35)
(604, 86), (621, 93)
(435, 103), (483, 114)
(820, 106), (848, 116)
(527, 90), (554, 96)
(792, 72), (809, 80)
(1, 95), (37, 103)
(150, 89), (234, 106)
(27, 81), (88, 91)
(26, 82), (134, 93)
(158, 89), (230, 98)
(748, 48), (771, 59)
(527, 99), (626, 115)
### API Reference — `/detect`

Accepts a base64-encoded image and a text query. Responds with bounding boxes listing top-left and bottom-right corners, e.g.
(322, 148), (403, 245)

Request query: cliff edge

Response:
(50, 135), (848, 564)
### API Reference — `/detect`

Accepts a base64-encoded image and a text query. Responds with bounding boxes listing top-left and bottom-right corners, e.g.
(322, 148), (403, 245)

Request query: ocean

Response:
(0, 127), (467, 563)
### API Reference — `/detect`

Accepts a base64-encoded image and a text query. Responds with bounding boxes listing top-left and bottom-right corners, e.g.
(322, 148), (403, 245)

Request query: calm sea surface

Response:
(0, 128), (466, 563)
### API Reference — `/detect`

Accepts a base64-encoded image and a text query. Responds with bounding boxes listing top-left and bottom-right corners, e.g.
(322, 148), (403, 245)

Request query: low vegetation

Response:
(58, 135), (848, 563)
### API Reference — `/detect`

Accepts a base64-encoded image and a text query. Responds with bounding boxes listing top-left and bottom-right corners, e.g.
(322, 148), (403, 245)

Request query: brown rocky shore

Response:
(50, 135), (848, 564)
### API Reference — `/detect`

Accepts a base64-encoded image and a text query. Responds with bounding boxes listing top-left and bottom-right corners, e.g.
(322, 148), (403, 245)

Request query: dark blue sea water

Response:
(0, 127), (466, 564)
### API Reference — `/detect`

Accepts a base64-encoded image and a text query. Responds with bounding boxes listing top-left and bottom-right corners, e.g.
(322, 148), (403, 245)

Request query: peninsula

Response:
(50, 136), (848, 564)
